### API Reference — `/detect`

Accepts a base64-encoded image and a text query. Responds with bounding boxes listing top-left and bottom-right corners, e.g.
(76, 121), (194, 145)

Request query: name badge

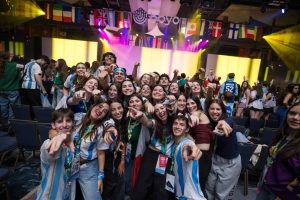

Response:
(155, 154), (168, 175)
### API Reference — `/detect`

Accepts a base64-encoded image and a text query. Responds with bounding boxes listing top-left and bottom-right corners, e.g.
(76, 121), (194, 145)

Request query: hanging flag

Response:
(185, 18), (200, 37)
(199, 19), (206, 36)
(44, 3), (53, 20)
(128, 35), (137, 46)
(152, 37), (158, 48)
(89, 10), (95, 26)
(256, 27), (263, 41)
(228, 23), (239, 39)
(157, 37), (162, 48)
(106, 9), (116, 27)
(53, 4), (63, 21)
(116, 11), (124, 28)
(239, 25), (258, 40)
(179, 18), (187, 35)
(211, 21), (222, 37)
(123, 12), (132, 29)
(62, 5), (72, 23)
(96, 9), (108, 27)
(72, 7), (81, 23)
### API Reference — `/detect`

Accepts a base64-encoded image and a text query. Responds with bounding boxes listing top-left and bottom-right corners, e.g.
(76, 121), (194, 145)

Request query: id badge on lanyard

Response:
(155, 154), (168, 175)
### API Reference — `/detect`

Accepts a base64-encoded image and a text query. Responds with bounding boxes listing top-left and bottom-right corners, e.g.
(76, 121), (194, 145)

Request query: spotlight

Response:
(281, 3), (288, 14)
(171, 37), (174, 40)
(136, 33), (139, 36)
(206, 40), (209, 42)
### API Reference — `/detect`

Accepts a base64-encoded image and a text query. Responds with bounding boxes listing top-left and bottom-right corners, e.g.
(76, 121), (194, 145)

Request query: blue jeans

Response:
(0, 90), (20, 122)
(78, 159), (102, 200)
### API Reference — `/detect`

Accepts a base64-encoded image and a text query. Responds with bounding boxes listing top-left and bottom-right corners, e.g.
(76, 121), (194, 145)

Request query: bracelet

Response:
(98, 170), (104, 180)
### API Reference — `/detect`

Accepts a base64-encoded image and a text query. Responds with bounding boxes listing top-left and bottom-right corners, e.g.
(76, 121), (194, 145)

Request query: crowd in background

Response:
(0, 51), (299, 200)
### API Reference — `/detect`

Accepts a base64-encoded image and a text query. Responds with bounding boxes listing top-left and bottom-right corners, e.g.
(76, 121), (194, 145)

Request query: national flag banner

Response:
(53, 4), (63, 21)
(157, 37), (162, 48)
(96, 9), (108, 27)
(185, 18), (200, 37)
(153, 37), (158, 48)
(239, 25), (258, 40)
(72, 7), (81, 23)
(147, 36), (153, 47)
(256, 27), (263, 41)
(211, 21), (222, 37)
(62, 5), (72, 23)
(106, 9), (116, 27)
(129, 35), (137, 46)
(123, 12), (132, 29)
(179, 18), (187, 34)
(228, 23), (239, 39)
(44, 3), (53, 20)
(199, 19), (206, 36)
(116, 11), (124, 28)
(89, 10), (95, 26)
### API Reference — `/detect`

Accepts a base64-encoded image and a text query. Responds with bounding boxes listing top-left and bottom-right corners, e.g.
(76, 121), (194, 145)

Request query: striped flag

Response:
(89, 10), (95, 26)
(123, 12), (132, 29)
(62, 5), (72, 23)
(228, 23), (239, 39)
(106, 9), (116, 27)
(72, 7), (81, 23)
(53, 4), (63, 21)
(116, 11), (124, 28)
(185, 18), (200, 37)
(179, 18), (187, 35)
(44, 3), (53, 20)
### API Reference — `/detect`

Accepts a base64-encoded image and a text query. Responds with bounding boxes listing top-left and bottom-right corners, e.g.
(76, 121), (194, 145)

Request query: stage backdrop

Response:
(206, 54), (261, 86)
(102, 40), (203, 78)
(42, 37), (98, 67)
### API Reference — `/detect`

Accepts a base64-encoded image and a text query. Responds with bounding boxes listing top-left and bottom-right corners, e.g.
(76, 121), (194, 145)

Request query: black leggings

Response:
(198, 150), (212, 198)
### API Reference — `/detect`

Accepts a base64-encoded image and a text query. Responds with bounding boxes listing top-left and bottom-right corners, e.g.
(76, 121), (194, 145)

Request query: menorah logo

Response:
(133, 7), (148, 25)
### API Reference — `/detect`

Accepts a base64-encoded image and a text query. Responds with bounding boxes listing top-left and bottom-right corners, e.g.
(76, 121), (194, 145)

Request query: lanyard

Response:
(169, 137), (188, 174)
(127, 118), (139, 142)
(266, 138), (289, 167)
(74, 125), (94, 155)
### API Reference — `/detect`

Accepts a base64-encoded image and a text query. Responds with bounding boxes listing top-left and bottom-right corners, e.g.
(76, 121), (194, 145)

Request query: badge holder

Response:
(155, 154), (168, 175)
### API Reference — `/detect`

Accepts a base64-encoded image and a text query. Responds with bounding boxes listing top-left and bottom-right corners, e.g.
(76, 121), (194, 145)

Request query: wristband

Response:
(98, 170), (105, 180)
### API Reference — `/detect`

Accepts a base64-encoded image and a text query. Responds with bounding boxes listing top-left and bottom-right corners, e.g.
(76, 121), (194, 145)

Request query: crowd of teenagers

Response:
(0, 51), (299, 200)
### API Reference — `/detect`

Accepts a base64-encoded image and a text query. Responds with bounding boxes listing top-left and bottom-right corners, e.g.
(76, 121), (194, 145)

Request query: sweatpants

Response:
(205, 154), (241, 200)
(131, 147), (169, 200)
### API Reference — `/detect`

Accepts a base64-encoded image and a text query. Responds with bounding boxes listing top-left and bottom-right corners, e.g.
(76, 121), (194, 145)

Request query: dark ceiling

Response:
(83, 0), (300, 20)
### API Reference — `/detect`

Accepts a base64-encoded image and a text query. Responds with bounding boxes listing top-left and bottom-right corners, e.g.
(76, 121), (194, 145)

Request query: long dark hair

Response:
(205, 98), (228, 128)
(153, 104), (172, 141)
(271, 102), (300, 159)
(56, 59), (69, 83)
(78, 102), (109, 140)
(187, 95), (203, 112)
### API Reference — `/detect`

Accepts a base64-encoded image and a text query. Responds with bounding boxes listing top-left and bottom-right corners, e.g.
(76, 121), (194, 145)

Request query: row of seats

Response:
(11, 104), (54, 123)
